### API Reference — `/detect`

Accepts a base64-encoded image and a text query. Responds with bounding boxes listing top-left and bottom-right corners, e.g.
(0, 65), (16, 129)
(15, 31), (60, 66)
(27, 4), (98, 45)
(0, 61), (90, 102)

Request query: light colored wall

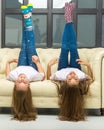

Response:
(0, 1), (1, 48)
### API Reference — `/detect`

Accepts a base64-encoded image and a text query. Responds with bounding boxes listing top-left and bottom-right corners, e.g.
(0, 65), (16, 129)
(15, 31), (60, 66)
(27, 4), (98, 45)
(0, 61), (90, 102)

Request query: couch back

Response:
(0, 47), (103, 79)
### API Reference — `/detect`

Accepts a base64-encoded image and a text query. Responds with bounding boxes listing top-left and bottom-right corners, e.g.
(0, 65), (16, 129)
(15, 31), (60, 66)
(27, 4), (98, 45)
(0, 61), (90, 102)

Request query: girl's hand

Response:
(48, 58), (59, 67)
(76, 59), (90, 67)
(32, 55), (40, 64)
(8, 59), (18, 64)
(76, 59), (93, 80)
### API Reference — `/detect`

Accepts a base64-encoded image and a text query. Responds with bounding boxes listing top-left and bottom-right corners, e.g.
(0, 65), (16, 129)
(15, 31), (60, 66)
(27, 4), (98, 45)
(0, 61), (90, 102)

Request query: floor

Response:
(0, 108), (104, 130)
(0, 114), (104, 130)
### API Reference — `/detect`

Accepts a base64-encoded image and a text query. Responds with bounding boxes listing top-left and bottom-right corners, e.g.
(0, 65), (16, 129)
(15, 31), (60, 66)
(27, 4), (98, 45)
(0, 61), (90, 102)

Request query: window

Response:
(5, 15), (22, 47)
(29, 0), (47, 8)
(78, 0), (96, 8)
(102, 15), (104, 47)
(77, 15), (96, 47)
(2, 0), (104, 48)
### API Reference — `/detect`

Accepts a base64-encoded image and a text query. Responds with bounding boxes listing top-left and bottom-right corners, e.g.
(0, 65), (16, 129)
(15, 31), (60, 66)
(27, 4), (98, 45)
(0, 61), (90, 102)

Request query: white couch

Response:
(0, 48), (104, 114)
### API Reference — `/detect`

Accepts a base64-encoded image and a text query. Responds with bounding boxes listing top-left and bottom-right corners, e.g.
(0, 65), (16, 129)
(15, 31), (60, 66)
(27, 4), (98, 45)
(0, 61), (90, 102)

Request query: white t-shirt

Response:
(50, 68), (89, 81)
(7, 66), (44, 82)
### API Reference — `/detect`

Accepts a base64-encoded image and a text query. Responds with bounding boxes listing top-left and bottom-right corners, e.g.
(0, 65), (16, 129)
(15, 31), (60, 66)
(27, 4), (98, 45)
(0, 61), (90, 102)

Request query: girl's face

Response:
(66, 71), (79, 86)
(15, 74), (30, 91)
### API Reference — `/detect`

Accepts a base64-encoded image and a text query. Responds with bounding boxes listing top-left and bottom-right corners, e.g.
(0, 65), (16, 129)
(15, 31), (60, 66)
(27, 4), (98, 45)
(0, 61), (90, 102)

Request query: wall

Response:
(0, 0), (1, 48)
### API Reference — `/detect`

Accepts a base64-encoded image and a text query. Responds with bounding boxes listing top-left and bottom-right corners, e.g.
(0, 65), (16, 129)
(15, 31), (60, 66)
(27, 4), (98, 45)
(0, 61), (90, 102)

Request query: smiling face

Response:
(66, 71), (80, 86)
(15, 74), (30, 91)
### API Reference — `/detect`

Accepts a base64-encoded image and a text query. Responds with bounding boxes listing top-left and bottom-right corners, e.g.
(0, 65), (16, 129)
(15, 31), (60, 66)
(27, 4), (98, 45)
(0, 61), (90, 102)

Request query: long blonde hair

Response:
(12, 86), (37, 121)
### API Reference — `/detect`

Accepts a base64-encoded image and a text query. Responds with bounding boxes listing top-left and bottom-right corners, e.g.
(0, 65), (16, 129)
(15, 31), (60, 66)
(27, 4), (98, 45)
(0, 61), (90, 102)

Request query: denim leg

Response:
(25, 27), (38, 70)
(60, 23), (81, 70)
(66, 23), (81, 70)
(58, 23), (70, 70)
(58, 48), (69, 70)
(18, 27), (28, 66)
(61, 24), (68, 50)
(69, 50), (81, 69)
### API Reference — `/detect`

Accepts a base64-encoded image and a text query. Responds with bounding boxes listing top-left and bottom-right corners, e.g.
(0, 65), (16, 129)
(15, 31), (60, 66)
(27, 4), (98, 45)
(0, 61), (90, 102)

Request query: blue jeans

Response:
(18, 27), (38, 70)
(58, 23), (81, 70)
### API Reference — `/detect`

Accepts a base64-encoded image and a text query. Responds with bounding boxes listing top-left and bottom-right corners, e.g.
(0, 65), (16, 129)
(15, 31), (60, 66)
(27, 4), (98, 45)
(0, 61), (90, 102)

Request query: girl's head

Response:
(59, 79), (90, 121)
(66, 71), (80, 86)
(15, 74), (30, 91)
(12, 86), (37, 121)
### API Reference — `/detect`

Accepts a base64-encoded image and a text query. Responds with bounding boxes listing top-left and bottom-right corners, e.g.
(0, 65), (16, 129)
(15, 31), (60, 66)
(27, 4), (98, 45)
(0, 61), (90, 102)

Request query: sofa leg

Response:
(101, 108), (104, 115)
(0, 108), (2, 113)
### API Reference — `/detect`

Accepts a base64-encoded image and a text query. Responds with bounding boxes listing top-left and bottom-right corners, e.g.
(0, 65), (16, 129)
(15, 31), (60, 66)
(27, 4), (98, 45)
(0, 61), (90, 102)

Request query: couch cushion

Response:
(0, 79), (58, 97)
(0, 79), (14, 96)
(31, 80), (58, 97)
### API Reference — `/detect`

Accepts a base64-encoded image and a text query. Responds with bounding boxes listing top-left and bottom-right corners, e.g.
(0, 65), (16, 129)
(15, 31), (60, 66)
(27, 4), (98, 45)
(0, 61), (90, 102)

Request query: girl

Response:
(47, 2), (94, 121)
(6, 4), (45, 121)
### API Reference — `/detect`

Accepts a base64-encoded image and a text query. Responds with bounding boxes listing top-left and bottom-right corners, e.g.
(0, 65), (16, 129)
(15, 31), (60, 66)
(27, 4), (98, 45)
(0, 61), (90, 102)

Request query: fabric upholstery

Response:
(0, 48), (104, 109)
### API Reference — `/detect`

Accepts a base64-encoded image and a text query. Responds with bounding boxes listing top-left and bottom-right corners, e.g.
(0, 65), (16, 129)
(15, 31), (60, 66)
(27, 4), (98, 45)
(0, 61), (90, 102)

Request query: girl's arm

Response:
(32, 55), (45, 79)
(76, 59), (93, 80)
(86, 63), (93, 80)
(47, 58), (58, 80)
(47, 63), (52, 80)
(6, 59), (18, 76)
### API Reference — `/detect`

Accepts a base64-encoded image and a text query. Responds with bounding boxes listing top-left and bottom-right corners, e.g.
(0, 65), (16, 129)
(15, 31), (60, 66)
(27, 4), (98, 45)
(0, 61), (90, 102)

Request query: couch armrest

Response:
(90, 49), (104, 83)
(77, 48), (104, 109)
(102, 57), (104, 109)
(88, 49), (104, 109)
